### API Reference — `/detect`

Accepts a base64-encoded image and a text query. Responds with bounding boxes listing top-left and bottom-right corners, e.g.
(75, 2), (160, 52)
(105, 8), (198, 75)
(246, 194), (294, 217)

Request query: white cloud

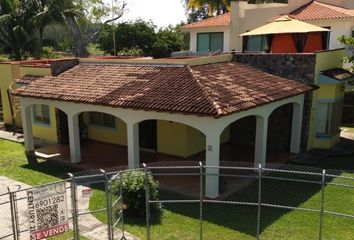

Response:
(113, 0), (187, 27)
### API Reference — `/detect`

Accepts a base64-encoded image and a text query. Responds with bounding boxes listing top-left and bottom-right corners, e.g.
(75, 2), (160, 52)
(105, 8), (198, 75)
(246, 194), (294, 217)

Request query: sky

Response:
(117, 0), (188, 28)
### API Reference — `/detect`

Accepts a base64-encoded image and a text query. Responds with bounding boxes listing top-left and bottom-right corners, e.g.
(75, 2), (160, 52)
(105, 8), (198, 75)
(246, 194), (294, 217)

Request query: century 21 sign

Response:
(27, 182), (69, 240)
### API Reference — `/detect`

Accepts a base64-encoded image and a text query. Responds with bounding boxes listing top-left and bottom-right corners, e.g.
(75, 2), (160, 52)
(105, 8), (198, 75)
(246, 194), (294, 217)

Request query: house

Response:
(180, 0), (354, 54)
(0, 49), (351, 197)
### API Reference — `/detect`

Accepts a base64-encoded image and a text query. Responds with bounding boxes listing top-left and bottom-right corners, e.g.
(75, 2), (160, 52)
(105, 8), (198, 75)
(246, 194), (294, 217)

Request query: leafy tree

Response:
(338, 35), (354, 73)
(98, 21), (187, 58)
(98, 20), (157, 56)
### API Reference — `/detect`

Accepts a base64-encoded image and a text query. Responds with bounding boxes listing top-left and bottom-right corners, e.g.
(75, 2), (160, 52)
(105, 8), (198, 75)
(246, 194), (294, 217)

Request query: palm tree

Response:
(30, 0), (89, 57)
(0, 0), (39, 60)
(185, 0), (230, 16)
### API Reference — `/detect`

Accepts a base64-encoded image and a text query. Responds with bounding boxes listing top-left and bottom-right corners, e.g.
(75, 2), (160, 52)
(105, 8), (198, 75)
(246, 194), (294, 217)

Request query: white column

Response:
(21, 106), (34, 152)
(255, 115), (269, 168)
(127, 122), (140, 169)
(205, 132), (220, 198)
(290, 102), (304, 154)
(68, 113), (81, 163)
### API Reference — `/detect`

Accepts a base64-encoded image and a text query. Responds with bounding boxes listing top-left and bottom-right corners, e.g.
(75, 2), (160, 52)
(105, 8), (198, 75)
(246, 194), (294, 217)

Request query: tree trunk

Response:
(67, 15), (89, 57)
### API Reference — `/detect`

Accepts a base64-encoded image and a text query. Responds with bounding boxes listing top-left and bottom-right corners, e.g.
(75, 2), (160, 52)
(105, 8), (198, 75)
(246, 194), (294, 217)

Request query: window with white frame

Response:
(89, 112), (116, 129)
(33, 105), (50, 125)
(316, 100), (343, 137)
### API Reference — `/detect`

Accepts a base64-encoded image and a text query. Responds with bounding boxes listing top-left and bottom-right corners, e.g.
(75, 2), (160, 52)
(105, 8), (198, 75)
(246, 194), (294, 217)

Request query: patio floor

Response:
(34, 140), (293, 170)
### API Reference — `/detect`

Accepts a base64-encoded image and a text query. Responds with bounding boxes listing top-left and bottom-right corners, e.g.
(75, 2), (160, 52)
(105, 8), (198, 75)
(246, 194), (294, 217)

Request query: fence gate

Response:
(108, 172), (127, 240)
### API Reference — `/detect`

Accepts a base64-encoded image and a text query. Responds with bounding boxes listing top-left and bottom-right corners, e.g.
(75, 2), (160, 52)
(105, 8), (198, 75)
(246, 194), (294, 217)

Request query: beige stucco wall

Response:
(189, 27), (231, 52)
(187, 0), (353, 52)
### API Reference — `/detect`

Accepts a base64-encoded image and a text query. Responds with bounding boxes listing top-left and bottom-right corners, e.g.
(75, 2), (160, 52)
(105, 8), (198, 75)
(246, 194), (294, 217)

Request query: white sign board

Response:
(27, 182), (69, 240)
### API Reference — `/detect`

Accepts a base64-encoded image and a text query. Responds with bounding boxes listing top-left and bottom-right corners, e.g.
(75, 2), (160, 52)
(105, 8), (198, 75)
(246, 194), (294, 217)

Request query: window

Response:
(33, 105), (50, 125)
(316, 100), (343, 137)
(245, 35), (270, 52)
(89, 112), (116, 129)
(197, 32), (224, 52)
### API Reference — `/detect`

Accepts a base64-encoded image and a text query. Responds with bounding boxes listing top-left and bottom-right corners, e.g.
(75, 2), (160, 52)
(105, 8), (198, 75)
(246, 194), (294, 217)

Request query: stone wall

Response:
(233, 53), (316, 84)
(229, 104), (293, 152)
(232, 53), (317, 152)
(50, 58), (79, 76)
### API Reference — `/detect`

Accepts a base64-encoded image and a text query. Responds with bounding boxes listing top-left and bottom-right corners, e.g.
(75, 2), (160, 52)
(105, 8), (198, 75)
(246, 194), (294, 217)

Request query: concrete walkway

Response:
(0, 129), (24, 143)
(0, 176), (138, 240)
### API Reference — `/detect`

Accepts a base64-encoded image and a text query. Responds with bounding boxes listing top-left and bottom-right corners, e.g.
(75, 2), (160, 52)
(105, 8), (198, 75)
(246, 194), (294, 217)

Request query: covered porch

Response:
(33, 140), (294, 170)
(20, 93), (306, 197)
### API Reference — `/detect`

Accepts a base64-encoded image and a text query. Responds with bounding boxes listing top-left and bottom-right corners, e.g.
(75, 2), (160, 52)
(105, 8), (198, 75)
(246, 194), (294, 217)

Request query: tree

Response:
(0, 0), (40, 60)
(98, 20), (157, 56)
(97, 21), (187, 58)
(185, 0), (230, 16)
(338, 35), (354, 73)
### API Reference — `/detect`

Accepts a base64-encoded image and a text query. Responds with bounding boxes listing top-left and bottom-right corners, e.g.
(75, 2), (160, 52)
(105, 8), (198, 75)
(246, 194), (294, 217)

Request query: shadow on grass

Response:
(147, 165), (352, 237)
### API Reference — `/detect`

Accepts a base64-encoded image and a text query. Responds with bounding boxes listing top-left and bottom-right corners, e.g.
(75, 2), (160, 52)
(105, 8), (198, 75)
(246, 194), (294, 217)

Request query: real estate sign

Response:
(27, 182), (69, 240)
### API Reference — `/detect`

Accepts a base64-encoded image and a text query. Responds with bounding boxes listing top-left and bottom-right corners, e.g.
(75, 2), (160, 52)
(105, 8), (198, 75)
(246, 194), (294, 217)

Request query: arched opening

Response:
(219, 115), (257, 163)
(138, 119), (206, 164)
(267, 103), (293, 153)
(76, 111), (128, 168)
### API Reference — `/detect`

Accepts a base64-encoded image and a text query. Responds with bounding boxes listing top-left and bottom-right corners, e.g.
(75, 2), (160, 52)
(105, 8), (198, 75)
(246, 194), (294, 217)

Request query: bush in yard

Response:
(111, 170), (161, 216)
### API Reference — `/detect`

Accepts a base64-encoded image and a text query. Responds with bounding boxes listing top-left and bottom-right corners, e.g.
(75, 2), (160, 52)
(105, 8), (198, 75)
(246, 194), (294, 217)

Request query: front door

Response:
(139, 120), (157, 151)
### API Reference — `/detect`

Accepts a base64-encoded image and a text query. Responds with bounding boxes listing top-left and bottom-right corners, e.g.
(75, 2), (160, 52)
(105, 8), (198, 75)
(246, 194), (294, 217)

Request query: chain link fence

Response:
(1, 162), (354, 240)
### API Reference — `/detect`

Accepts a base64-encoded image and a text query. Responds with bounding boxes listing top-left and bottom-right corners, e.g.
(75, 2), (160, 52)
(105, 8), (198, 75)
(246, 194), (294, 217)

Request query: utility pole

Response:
(111, 0), (117, 56)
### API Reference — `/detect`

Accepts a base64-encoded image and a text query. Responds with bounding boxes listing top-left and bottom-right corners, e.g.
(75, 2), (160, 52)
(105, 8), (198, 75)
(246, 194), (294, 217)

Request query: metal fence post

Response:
(68, 173), (79, 240)
(143, 164), (151, 240)
(318, 169), (326, 240)
(199, 162), (204, 240)
(256, 164), (262, 240)
(7, 188), (19, 240)
(119, 172), (127, 240)
(101, 169), (114, 240)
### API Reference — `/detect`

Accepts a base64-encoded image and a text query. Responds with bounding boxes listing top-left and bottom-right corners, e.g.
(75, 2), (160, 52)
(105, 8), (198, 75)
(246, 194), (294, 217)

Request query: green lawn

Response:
(0, 139), (353, 240)
(0, 140), (88, 240)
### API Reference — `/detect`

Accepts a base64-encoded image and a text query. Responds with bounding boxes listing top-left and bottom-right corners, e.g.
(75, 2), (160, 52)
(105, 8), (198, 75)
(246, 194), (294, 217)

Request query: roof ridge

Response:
(187, 65), (225, 117)
(313, 1), (354, 15)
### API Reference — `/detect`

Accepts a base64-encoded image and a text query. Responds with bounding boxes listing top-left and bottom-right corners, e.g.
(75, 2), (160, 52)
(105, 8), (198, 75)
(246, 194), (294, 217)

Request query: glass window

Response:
(197, 32), (224, 52)
(33, 105), (50, 125)
(197, 33), (210, 52)
(316, 100), (343, 137)
(210, 33), (224, 51)
(89, 112), (116, 129)
(246, 35), (269, 52)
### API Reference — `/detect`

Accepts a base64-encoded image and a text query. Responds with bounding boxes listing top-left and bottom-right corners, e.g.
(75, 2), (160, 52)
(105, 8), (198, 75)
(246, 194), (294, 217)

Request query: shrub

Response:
(42, 46), (58, 59)
(117, 47), (144, 57)
(111, 170), (161, 216)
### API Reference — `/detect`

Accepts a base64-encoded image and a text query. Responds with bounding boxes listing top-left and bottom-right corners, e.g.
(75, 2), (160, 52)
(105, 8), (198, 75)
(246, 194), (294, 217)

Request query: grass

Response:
(89, 158), (354, 240)
(0, 139), (353, 239)
(0, 140), (88, 240)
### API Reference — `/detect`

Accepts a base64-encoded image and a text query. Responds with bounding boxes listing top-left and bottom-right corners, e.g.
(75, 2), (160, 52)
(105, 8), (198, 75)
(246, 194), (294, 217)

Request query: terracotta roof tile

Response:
(13, 62), (315, 118)
(289, 1), (354, 21)
(15, 75), (44, 84)
(181, 12), (230, 29)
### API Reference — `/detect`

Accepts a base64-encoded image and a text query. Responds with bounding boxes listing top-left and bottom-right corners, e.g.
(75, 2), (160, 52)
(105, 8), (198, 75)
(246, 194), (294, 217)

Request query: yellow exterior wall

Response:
(32, 107), (58, 143)
(0, 63), (20, 124)
(220, 126), (231, 144)
(157, 120), (206, 157)
(82, 113), (127, 146)
(307, 49), (346, 150)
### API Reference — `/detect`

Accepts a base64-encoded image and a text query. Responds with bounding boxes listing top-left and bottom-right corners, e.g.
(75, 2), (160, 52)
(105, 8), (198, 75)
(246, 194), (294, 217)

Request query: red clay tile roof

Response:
(15, 75), (44, 84)
(13, 62), (314, 117)
(181, 12), (231, 29)
(289, 1), (354, 21)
